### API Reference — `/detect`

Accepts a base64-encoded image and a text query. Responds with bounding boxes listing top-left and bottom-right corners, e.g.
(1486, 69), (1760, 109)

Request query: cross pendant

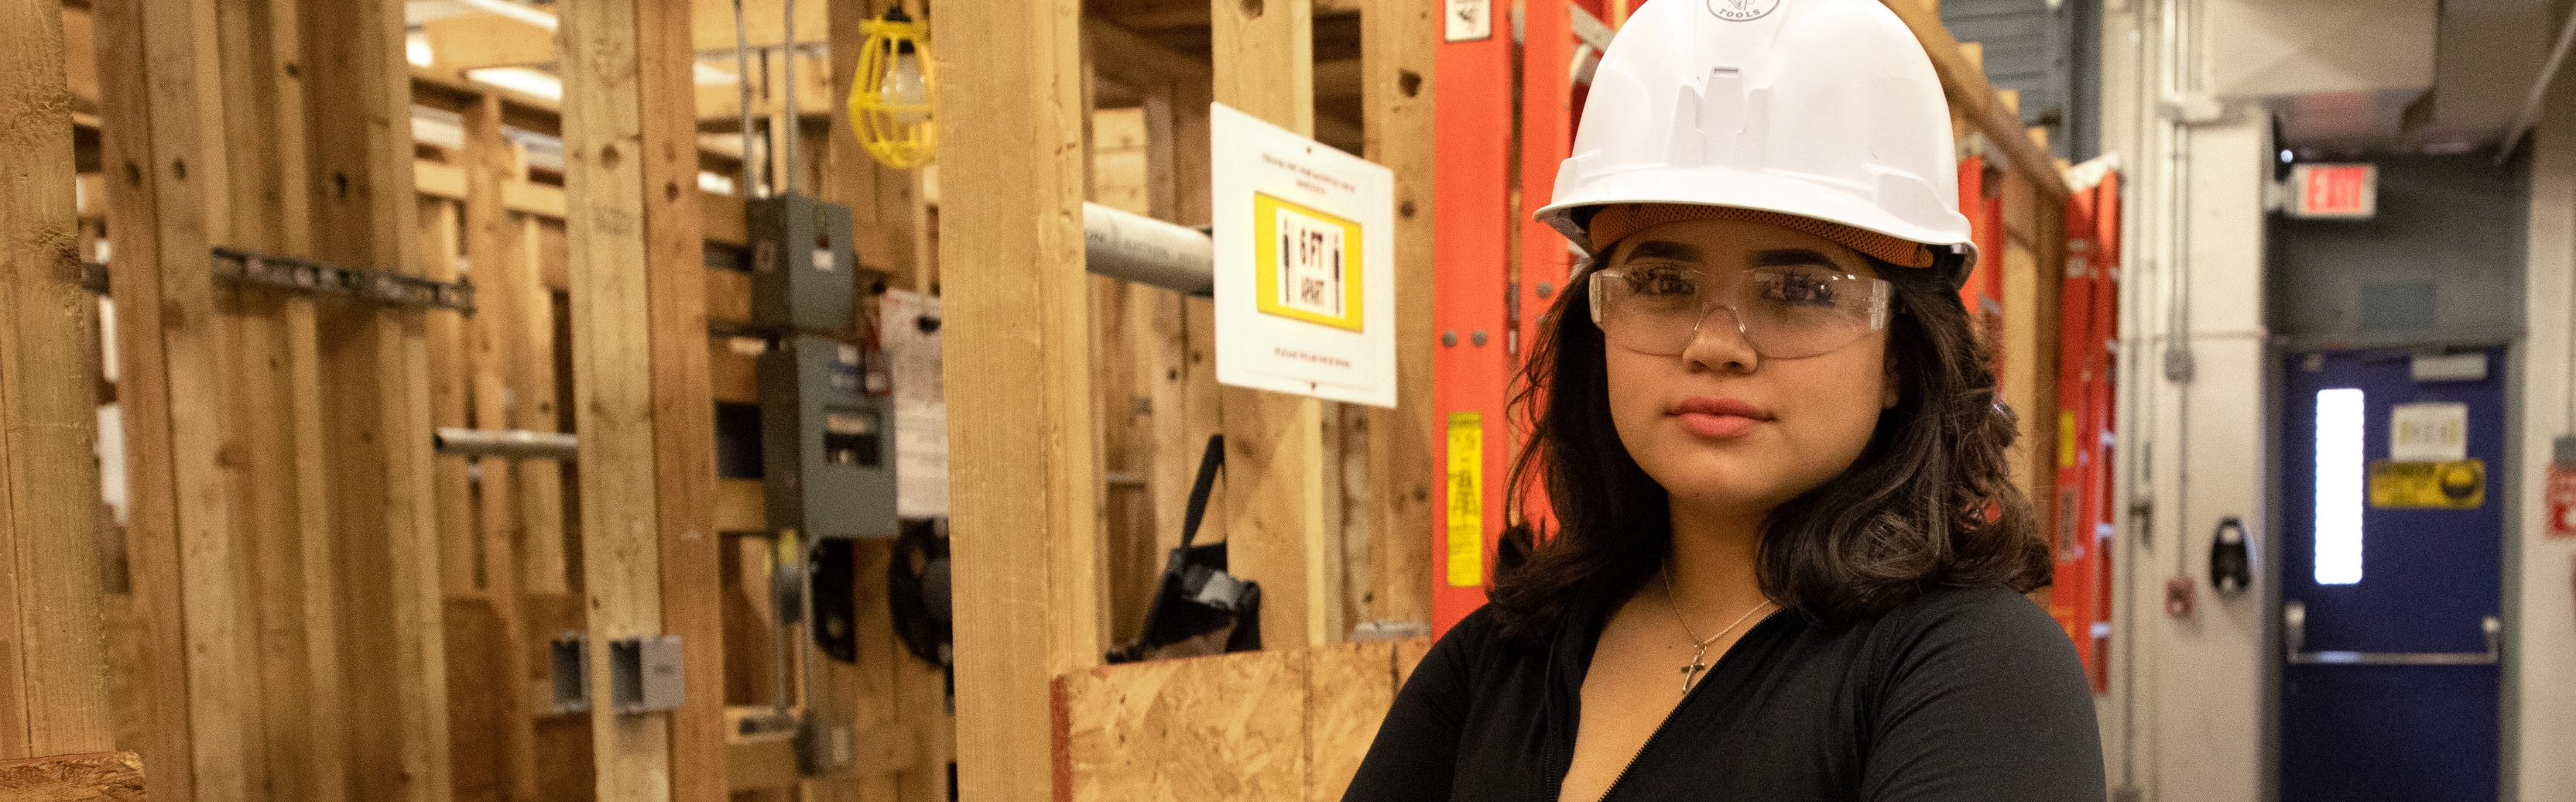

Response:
(1680, 646), (1711, 692)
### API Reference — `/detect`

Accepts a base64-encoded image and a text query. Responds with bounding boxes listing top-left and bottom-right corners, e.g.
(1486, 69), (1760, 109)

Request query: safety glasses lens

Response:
(1589, 267), (1889, 358)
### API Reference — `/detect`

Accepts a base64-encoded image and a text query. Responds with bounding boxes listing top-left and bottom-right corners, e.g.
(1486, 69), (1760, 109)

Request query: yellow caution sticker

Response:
(1446, 413), (1485, 587)
(2059, 410), (2079, 468)
(2369, 459), (2485, 509)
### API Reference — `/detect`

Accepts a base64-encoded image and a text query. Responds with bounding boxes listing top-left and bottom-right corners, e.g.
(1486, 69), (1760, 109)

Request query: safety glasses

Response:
(1588, 265), (1893, 359)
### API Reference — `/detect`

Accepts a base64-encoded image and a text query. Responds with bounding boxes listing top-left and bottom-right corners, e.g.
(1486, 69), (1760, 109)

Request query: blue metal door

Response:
(2280, 347), (2504, 802)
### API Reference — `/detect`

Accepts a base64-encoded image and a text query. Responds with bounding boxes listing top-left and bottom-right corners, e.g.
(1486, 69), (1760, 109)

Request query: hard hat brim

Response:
(1534, 165), (1978, 286)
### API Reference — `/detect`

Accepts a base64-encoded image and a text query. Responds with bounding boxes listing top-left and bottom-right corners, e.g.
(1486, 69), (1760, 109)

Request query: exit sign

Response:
(2289, 163), (2377, 219)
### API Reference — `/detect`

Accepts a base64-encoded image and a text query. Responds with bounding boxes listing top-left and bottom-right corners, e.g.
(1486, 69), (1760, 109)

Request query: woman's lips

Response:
(1669, 396), (1773, 439)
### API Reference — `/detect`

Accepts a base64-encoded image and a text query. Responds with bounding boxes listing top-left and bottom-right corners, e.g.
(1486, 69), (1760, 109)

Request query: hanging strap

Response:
(1179, 434), (1224, 547)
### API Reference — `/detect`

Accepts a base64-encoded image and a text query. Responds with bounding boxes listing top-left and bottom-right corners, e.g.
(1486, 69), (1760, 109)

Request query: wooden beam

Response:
(929, 0), (1106, 799)
(422, 12), (555, 72)
(93, 0), (259, 797)
(0, 752), (147, 800)
(0, 0), (116, 762)
(1213, 0), (1338, 649)
(299, 0), (453, 800)
(1358, 0), (1434, 630)
(1877, 0), (2067, 203)
(560, 1), (727, 800)
(689, 0), (830, 51)
(461, 92), (543, 802)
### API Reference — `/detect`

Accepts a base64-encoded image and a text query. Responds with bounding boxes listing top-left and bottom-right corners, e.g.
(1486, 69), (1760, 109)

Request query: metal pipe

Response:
(1083, 202), (1214, 296)
(2499, 1), (2576, 163)
(433, 427), (578, 461)
(781, 0), (800, 196)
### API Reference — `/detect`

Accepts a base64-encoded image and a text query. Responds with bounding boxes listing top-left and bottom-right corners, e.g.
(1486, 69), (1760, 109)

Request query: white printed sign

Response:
(1211, 102), (1398, 408)
(1445, 0), (1493, 42)
(2390, 402), (2468, 463)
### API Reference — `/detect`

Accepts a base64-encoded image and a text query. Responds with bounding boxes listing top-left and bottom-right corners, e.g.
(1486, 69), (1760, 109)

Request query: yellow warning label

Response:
(2369, 459), (2485, 509)
(1446, 413), (1485, 587)
(2059, 410), (2079, 468)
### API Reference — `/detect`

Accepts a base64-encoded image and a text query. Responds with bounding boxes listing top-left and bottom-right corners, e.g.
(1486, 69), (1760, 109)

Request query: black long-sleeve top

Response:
(1342, 587), (2105, 801)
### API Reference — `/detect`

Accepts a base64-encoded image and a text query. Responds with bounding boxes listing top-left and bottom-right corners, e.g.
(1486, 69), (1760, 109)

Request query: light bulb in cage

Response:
(850, 5), (934, 169)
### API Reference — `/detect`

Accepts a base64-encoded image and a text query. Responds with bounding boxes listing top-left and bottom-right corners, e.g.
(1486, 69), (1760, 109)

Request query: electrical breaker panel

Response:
(760, 334), (897, 539)
(748, 193), (858, 331)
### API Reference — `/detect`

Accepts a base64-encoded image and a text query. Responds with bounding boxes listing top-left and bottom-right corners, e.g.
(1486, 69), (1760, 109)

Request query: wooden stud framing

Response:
(1358, 0), (1435, 630)
(929, 0), (1106, 799)
(560, 1), (725, 800)
(461, 92), (543, 802)
(0, 0), (117, 763)
(1213, 0), (1339, 651)
(92, 0), (255, 797)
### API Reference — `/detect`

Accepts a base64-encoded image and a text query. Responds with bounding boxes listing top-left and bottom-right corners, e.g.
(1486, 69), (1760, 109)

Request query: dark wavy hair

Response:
(1485, 246), (2050, 643)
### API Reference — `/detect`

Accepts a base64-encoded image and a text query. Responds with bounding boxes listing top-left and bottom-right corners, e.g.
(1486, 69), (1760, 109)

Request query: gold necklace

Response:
(1660, 560), (1773, 693)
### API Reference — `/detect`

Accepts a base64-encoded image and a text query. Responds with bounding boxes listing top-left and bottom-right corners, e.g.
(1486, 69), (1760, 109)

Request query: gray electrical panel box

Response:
(748, 193), (857, 331)
(761, 334), (897, 539)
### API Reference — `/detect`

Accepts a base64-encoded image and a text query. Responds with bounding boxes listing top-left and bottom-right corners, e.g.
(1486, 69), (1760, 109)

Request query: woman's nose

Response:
(1681, 304), (1759, 374)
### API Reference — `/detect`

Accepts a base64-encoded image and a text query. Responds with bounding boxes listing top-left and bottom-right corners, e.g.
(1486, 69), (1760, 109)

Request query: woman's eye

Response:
(1624, 269), (1697, 296)
(1758, 272), (1838, 307)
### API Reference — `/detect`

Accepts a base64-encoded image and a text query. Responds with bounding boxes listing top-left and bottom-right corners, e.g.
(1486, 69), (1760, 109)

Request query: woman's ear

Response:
(1881, 352), (1902, 410)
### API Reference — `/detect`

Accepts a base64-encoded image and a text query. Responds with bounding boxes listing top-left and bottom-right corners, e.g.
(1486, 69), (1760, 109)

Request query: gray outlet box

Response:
(748, 193), (857, 331)
(548, 632), (590, 715)
(608, 635), (685, 715)
(761, 334), (898, 539)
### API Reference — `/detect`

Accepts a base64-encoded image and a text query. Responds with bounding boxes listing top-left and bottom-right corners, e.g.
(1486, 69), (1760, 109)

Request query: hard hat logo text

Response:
(1707, 0), (1780, 22)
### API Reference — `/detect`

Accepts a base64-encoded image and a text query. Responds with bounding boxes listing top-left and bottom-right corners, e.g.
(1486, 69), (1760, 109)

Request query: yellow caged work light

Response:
(850, 5), (933, 169)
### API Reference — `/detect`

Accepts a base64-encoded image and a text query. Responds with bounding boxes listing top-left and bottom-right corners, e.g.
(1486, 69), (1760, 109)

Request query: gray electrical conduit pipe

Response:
(1083, 202), (1215, 296)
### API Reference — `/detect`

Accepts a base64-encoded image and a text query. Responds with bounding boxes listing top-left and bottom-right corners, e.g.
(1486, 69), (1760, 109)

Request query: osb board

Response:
(1054, 650), (1307, 802)
(1052, 637), (1430, 802)
(0, 752), (146, 801)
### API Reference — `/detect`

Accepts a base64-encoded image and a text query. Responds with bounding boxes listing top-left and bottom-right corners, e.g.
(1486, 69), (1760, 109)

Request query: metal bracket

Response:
(79, 251), (476, 314)
(548, 632), (591, 715)
(608, 635), (686, 715)
(214, 247), (475, 313)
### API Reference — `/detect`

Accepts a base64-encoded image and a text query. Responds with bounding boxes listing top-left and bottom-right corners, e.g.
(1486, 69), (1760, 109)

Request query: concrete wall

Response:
(2507, 63), (2576, 802)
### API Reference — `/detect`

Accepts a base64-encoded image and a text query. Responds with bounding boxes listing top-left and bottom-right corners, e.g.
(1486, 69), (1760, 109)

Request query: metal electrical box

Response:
(748, 193), (857, 331)
(760, 334), (897, 539)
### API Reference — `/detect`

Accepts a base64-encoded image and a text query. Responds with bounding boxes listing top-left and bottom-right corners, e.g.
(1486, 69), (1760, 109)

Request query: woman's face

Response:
(1598, 218), (1897, 518)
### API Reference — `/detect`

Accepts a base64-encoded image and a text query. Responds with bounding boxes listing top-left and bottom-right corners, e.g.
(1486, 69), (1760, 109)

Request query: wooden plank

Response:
(0, 752), (147, 801)
(1358, 0), (1434, 630)
(1212, 0), (1336, 649)
(638, 0), (728, 796)
(1054, 651), (1307, 802)
(1052, 639), (1413, 802)
(301, 0), (453, 799)
(560, 0), (726, 799)
(462, 92), (542, 802)
(91, 0), (253, 797)
(1875, 0), (2066, 203)
(927, 0), (1106, 799)
(0, 0), (115, 760)
(426, 198), (478, 596)
(560, 0), (677, 794)
(1305, 641), (1395, 802)
(509, 214), (570, 596)
(421, 12), (556, 73)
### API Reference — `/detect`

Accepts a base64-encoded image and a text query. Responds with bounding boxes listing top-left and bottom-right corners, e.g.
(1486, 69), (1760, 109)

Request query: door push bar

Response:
(2283, 600), (2501, 666)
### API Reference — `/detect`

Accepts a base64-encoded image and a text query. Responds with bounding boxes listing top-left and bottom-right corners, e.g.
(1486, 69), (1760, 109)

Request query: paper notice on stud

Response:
(1211, 102), (1398, 408)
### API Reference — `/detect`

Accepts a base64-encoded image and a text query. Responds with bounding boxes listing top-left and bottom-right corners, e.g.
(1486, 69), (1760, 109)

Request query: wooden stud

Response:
(0, 0), (117, 761)
(1212, 0), (1338, 649)
(560, 0), (725, 799)
(1358, 0), (1435, 630)
(511, 211), (572, 598)
(92, 0), (257, 797)
(927, 0), (1105, 799)
(300, 0), (454, 797)
(462, 92), (543, 802)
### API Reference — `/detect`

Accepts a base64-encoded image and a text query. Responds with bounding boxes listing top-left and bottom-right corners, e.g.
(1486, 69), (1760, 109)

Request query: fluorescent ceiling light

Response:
(455, 0), (557, 31)
(467, 67), (562, 102)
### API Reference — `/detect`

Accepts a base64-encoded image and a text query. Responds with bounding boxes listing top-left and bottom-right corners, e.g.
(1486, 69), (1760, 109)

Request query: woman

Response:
(1341, 1), (2104, 800)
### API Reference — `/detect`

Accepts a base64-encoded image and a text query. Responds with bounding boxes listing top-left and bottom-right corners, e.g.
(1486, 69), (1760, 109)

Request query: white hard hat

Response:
(1535, 0), (1977, 285)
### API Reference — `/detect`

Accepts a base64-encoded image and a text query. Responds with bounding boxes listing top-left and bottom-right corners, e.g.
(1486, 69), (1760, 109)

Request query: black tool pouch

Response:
(1105, 435), (1262, 663)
